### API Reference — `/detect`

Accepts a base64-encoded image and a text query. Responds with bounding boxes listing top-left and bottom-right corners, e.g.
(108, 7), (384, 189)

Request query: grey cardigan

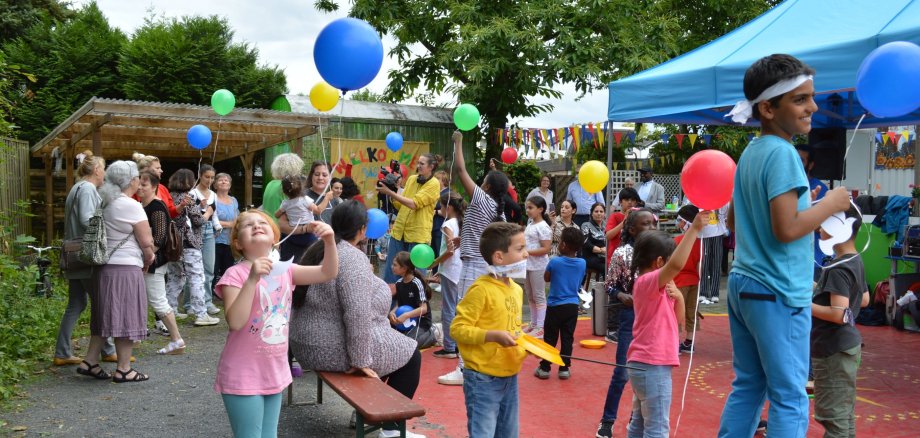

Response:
(290, 240), (415, 377)
(63, 180), (100, 280)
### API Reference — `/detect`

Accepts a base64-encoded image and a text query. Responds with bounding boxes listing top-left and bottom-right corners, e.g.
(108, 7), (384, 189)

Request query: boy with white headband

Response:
(719, 54), (851, 437)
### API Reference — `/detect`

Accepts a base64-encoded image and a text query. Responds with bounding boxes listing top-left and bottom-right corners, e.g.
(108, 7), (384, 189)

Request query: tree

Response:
(315, 0), (777, 168)
(348, 89), (385, 102)
(3, 2), (126, 144)
(0, 0), (73, 42)
(119, 15), (287, 109)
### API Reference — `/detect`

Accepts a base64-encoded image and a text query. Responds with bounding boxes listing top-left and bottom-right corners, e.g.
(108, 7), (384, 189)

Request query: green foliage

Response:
(504, 160), (543, 195)
(574, 141), (627, 172)
(3, 2), (126, 144)
(0, 0), (73, 42)
(316, 0), (776, 168)
(348, 89), (386, 102)
(119, 14), (287, 109)
(648, 124), (759, 174)
(0, 250), (71, 402)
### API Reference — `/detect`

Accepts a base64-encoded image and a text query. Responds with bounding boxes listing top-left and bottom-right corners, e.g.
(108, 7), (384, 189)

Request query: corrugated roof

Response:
(285, 95), (454, 125)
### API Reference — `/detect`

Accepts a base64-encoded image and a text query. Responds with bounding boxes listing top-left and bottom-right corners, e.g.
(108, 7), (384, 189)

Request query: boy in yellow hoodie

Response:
(451, 222), (529, 437)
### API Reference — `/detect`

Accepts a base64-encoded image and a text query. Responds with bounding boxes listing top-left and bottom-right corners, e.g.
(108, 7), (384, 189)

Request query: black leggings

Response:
(382, 349), (422, 399)
(540, 304), (579, 369)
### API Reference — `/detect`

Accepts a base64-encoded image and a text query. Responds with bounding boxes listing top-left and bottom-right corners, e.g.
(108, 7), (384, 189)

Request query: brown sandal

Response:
(75, 360), (110, 380)
(112, 368), (149, 383)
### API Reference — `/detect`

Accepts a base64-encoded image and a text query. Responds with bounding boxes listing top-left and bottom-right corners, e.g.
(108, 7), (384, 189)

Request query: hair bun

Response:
(131, 152), (145, 161)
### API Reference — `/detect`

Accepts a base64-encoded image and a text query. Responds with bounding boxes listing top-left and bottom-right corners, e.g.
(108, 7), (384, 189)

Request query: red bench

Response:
(288, 370), (426, 438)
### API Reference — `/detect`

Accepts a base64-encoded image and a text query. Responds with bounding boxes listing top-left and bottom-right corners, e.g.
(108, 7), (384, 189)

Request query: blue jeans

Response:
(601, 307), (634, 422)
(718, 273), (811, 438)
(626, 363), (672, 438)
(462, 368), (519, 438)
(440, 276), (460, 351)
(221, 392), (282, 438)
(382, 236), (426, 284)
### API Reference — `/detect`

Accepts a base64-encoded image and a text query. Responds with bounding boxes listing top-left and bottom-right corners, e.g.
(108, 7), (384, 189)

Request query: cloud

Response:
(73, 0), (608, 127)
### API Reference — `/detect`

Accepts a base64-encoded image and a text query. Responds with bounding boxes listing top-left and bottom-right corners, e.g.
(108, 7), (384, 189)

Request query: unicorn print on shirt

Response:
(258, 281), (290, 345)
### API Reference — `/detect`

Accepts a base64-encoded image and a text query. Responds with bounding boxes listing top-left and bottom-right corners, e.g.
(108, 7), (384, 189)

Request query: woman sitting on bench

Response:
(290, 200), (424, 438)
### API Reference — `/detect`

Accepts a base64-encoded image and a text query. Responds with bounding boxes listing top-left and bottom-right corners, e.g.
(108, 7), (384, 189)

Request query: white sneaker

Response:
(437, 367), (463, 385)
(207, 304), (221, 315)
(194, 314), (220, 326)
(379, 429), (426, 438)
(154, 320), (170, 336)
(173, 308), (188, 320)
(699, 298), (712, 305)
(711, 296), (720, 303)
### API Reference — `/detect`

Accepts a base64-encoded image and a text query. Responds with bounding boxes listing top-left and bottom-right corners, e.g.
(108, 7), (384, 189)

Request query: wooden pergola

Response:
(31, 97), (327, 238)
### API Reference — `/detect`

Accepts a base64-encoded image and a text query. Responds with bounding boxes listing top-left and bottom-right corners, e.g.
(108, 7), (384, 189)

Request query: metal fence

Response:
(0, 137), (31, 239)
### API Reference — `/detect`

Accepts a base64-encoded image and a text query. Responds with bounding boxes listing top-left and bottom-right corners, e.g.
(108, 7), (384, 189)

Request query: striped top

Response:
(460, 186), (503, 260)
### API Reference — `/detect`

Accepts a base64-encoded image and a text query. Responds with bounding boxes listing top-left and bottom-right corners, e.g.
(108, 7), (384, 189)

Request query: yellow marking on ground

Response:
(856, 396), (888, 408)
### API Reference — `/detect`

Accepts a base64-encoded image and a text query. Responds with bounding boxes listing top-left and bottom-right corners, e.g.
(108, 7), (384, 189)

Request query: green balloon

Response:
(211, 89), (236, 116)
(409, 244), (435, 269)
(453, 103), (480, 131)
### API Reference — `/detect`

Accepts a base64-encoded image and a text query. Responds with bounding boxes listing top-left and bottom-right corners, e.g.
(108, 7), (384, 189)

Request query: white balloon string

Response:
(673, 242), (703, 437)
(275, 216), (306, 247)
(843, 112), (867, 163)
(211, 116), (222, 165)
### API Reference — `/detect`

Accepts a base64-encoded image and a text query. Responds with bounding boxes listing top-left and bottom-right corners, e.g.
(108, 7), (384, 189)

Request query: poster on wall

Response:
(874, 131), (916, 170)
(328, 137), (430, 209)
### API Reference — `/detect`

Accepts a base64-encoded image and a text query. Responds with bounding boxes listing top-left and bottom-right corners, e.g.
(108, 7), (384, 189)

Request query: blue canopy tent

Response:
(607, 0), (920, 128)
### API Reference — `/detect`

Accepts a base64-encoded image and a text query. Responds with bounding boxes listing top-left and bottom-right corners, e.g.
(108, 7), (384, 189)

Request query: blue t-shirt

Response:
(214, 196), (239, 245)
(732, 135), (812, 307)
(546, 256), (586, 306)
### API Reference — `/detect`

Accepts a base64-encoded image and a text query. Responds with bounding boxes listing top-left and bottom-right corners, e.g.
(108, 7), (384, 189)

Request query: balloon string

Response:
(843, 112), (867, 163)
(673, 243), (703, 438)
(211, 116), (223, 165)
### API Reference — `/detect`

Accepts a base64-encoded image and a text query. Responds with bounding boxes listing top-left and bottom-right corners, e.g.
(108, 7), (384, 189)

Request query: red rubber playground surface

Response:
(406, 315), (920, 437)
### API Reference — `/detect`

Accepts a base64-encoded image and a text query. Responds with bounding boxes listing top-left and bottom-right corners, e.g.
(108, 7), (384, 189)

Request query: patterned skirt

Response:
(91, 264), (148, 341)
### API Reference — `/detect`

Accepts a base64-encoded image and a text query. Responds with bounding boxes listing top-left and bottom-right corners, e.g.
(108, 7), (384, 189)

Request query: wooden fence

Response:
(0, 137), (31, 239)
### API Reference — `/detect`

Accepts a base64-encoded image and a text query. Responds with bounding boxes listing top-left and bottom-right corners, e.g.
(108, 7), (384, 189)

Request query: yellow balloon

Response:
(310, 82), (340, 112)
(578, 160), (610, 194)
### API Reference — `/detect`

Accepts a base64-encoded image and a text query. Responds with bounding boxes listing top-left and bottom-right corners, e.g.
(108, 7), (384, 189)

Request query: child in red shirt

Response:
(673, 205), (702, 353)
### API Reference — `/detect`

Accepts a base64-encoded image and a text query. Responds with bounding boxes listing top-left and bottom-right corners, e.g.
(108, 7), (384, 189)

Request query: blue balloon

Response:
(314, 18), (383, 92)
(394, 305), (418, 332)
(187, 124), (212, 150)
(385, 132), (403, 152)
(366, 208), (389, 240)
(856, 41), (920, 118)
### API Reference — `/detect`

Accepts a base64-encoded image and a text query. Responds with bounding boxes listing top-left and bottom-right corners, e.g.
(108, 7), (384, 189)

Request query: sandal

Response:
(157, 339), (186, 355)
(112, 368), (149, 383)
(75, 360), (111, 380)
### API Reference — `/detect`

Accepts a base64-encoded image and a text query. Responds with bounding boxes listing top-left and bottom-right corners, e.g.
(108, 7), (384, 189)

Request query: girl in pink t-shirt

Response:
(214, 210), (338, 437)
(624, 210), (706, 437)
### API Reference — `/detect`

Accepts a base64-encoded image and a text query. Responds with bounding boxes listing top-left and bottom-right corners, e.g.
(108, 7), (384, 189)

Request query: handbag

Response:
(405, 317), (438, 350)
(60, 185), (89, 271)
(79, 206), (131, 266)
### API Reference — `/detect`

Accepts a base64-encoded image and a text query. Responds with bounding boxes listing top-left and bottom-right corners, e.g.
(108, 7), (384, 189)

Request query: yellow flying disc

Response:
(579, 339), (607, 349)
(517, 334), (565, 366)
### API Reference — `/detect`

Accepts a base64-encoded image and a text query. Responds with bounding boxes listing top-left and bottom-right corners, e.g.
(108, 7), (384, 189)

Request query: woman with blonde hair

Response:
(55, 151), (116, 366)
(132, 152), (180, 218)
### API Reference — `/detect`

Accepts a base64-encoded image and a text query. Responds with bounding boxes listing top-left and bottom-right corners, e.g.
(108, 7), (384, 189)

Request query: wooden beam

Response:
(241, 151), (254, 207)
(65, 147), (74, 191)
(90, 100), (327, 126)
(68, 113), (112, 149)
(44, 155), (53, 243)
(92, 126), (101, 156)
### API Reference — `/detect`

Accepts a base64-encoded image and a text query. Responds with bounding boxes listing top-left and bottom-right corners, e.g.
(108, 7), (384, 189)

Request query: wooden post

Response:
(241, 151), (254, 207)
(65, 147), (74, 191)
(44, 155), (53, 243)
(92, 126), (101, 156)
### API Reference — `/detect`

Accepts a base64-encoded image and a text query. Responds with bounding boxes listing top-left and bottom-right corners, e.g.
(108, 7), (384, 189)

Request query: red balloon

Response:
(681, 150), (736, 210)
(501, 147), (518, 164)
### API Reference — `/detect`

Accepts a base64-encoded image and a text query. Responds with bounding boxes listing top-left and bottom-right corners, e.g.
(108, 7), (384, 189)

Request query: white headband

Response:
(725, 74), (813, 124)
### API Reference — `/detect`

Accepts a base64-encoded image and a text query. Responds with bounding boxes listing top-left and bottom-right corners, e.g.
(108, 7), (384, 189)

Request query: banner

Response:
(328, 138), (430, 208)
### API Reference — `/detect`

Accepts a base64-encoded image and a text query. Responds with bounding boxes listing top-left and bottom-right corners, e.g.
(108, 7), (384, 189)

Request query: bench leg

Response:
(317, 373), (323, 404)
(286, 383), (293, 406)
(356, 412), (366, 438)
(398, 421), (406, 437)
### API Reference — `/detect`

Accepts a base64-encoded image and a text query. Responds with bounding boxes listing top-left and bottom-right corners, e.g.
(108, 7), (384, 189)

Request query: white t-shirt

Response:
(103, 195), (147, 267)
(439, 218), (462, 283)
(278, 196), (316, 225)
(525, 220), (552, 271)
(192, 187), (220, 229)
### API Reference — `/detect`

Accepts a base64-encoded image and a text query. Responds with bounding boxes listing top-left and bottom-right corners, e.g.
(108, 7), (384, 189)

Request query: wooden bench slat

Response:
(317, 371), (426, 423)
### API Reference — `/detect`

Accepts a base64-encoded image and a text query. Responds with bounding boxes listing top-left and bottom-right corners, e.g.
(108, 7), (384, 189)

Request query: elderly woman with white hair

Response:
(76, 160), (155, 383)
(262, 152), (305, 218)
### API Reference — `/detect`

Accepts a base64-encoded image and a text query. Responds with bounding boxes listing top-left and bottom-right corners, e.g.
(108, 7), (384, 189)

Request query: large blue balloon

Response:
(314, 18), (383, 92)
(187, 125), (212, 150)
(385, 132), (403, 152)
(856, 41), (920, 118)
(366, 208), (389, 239)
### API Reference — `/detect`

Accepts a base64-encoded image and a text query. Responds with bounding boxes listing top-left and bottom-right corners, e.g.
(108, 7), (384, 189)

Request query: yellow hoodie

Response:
(451, 274), (527, 377)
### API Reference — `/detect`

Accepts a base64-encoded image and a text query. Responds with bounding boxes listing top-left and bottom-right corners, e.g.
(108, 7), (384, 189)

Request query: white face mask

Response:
(488, 259), (528, 279)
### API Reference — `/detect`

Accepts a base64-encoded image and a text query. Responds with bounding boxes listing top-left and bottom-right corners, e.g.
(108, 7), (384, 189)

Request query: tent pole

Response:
(607, 121), (614, 208)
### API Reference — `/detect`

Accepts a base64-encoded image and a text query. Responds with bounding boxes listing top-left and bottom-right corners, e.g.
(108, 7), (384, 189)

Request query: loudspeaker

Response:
(808, 128), (846, 181)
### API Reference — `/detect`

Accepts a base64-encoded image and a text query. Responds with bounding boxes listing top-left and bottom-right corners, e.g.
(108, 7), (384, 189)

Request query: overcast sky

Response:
(73, 0), (610, 129)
